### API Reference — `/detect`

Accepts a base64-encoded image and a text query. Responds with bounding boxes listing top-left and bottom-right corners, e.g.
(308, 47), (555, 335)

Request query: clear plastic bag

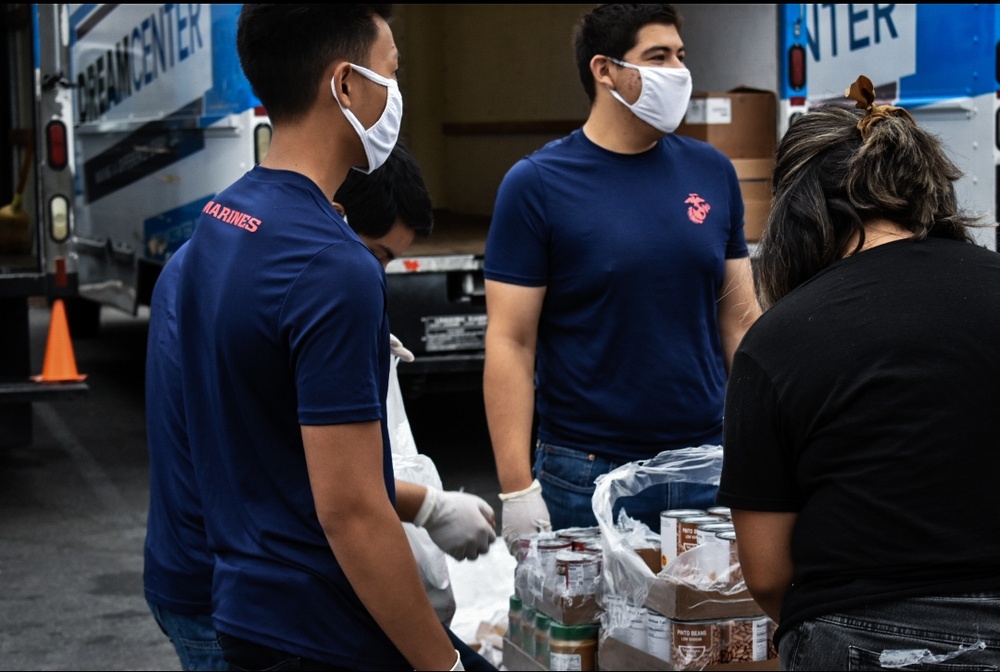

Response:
(388, 356), (457, 626)
(591, 446), (749, 642)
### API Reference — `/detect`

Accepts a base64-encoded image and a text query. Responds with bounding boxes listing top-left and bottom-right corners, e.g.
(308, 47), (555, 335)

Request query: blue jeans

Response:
(148, 600), (228, 671)
(780, 592), (1000, 670)
(533, 442), (718, 532)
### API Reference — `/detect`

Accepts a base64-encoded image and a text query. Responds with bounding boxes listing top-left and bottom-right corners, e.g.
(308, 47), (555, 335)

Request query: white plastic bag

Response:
(388, 356), (457, 626)
(592, 446), (750, 641)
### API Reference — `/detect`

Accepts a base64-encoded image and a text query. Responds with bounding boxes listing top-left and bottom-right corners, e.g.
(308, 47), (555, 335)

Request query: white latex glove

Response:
(497, 479), (552, 556)
(389, 333), (414, 362)
(413, 487), (496, 561)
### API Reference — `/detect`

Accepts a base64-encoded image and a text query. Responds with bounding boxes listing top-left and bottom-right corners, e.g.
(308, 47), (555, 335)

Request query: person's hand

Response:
(497, 479), (552, 556)
(389, 333), (414, 363)
(414, 487), (496, 560)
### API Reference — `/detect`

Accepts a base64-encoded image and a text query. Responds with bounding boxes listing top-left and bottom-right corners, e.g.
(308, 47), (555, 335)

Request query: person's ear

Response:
(590, 54), (615, 90)
(330, 61), (355, 110)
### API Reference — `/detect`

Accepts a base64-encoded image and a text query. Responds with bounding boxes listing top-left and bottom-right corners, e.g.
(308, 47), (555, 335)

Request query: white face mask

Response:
(607, 58), (692, 135)
(333, 63), (403, 174)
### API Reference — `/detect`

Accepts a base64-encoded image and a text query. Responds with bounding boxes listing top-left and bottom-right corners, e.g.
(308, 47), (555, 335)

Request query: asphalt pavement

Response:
(0, 301), (505, 670)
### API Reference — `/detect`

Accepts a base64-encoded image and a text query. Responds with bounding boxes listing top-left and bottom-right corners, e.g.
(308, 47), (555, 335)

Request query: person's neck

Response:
(581, 97), (663, 154)
(845, 218), (914, 256)
(260, 118), (358, 202)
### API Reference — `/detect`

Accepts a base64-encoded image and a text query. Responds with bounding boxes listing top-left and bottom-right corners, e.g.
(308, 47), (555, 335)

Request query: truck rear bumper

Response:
(0, 379), (89, 404)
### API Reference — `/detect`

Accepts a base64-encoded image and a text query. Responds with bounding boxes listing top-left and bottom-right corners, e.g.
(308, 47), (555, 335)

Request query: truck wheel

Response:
(61, 297), (102, 339)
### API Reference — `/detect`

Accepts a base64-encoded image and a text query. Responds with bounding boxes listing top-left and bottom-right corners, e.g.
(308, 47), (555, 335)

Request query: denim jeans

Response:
(533, 442), (719, 533)
(218, 627), (497, 671)
(148, 600), (228, 671)
(780, 592), (1000, 671)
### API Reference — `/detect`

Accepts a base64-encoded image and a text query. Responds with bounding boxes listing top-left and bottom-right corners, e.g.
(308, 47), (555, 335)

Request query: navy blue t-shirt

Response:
(177, 166), (405, 668)
(144, 242), (214, 615)
(485, 130), (748, 461)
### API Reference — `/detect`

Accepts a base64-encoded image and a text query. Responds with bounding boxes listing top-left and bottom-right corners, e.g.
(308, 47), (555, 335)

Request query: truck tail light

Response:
(788, 44), (806, 91)
(49, 194), (70, 242)
(46, 120), (68, 170)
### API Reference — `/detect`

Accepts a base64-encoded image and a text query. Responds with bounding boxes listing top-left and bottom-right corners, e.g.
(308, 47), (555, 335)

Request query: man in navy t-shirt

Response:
(484, 3), (761, 548)
(144, 145), (495, 670)
(168, 6), (468, 670)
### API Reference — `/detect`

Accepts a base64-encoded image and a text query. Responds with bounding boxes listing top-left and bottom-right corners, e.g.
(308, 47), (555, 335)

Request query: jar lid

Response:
(510, 595), (522, 610)
(550, 623), (599, 640)
(535, 612), (551, 628)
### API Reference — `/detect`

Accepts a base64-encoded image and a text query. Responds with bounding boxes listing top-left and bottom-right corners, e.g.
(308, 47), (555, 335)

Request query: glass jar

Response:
(507, 595), (523, 649)
(534, 612), (551, 668)
(549, 622), (599, 671)
(520, 605), (536, 657)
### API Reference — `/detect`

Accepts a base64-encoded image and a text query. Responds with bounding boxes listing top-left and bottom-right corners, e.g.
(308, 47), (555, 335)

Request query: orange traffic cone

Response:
(31, 299), (87, 383)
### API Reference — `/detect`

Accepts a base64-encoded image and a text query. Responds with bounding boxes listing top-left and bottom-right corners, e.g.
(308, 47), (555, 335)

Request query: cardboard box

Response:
(599, 636), (779, 671)
(644, 577), (765, 621)
(731, 157), (774, 242)
(531, 583), (602, 625)
(676, 88), (777, 160)
(502, 636), (547, 672)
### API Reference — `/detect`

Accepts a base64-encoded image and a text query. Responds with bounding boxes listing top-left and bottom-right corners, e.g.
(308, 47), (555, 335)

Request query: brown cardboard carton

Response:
(731, 157), (774, 242)
(502, 635), (547, 671)
(675, 88), (777, 160)
(598, 636), (779, 671)
(644, 577), (765, 621)
(532, 582), (602, 625)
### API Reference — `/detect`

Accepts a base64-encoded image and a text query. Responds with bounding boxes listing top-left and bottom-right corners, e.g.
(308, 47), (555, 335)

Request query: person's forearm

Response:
(484, 336), (537, 493)
(393, 480), (427, 523)
(323, 499), (455, 671)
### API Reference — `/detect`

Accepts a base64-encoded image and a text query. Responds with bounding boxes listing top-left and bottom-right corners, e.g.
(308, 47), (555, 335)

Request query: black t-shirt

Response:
(719, 236), (1000, 641)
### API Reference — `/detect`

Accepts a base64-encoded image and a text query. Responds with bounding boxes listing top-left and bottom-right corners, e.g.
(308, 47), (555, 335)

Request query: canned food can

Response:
(716, 530), (741, 583)
(554, 550), (602, 596)
(646, 609), (671, 662)
(706, 506), (732, 519)
(678, 516), (724, 555)
(719, 616), (770, 663)
(659, 509), (705, 569)
(670, 619), (720, 670)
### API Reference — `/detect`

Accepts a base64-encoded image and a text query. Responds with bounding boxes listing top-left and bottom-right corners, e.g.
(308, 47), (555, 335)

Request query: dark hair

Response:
(335, 143), (433, 239)
(237, 5), (394, 123)
(573, 4), (682, 102)
(755, 105), (980, 309)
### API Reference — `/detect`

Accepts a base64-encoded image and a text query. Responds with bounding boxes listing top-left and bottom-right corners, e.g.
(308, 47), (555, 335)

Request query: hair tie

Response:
(845, 75), (915, 140)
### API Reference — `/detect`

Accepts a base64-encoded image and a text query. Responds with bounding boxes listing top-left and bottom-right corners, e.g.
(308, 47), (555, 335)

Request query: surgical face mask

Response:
(607, 57), (692, 134)
(333, 63), (403, 174)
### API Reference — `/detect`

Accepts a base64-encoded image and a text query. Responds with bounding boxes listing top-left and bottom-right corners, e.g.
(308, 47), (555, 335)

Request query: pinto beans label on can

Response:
(670, 619), (720, 670)
(659, 509), (705, 569)
(554, 550), (602, 596)
(678, 516), (724, 555)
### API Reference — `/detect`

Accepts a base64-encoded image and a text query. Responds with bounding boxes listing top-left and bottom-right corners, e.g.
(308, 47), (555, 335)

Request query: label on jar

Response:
(550, 652), (583, 671)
